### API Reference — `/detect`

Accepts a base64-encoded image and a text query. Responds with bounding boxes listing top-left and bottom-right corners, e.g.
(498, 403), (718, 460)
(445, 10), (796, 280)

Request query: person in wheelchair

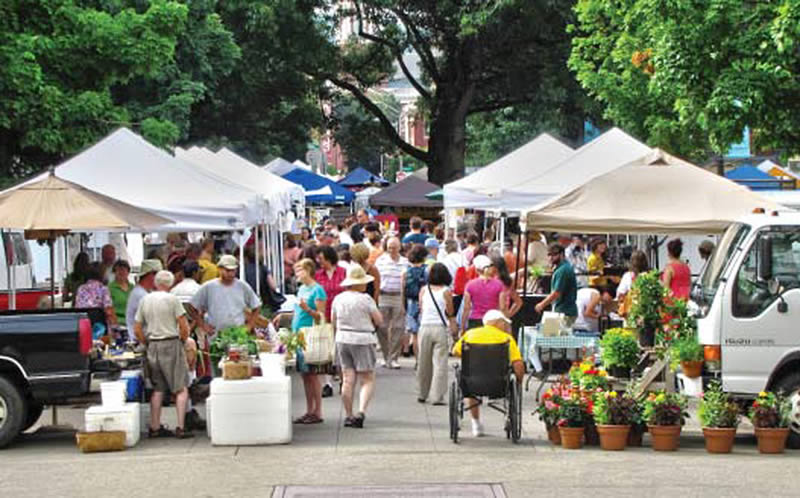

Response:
(451, 310), (524, 437)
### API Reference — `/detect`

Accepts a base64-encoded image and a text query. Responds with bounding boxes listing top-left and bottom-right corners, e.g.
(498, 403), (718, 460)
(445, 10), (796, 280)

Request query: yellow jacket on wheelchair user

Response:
(452, 325), (522, 363)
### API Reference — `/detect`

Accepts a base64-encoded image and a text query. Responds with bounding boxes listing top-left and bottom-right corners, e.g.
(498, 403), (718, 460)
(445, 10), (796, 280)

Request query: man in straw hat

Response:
(126, 259), (163, 340)
(331, 265), (384, 428)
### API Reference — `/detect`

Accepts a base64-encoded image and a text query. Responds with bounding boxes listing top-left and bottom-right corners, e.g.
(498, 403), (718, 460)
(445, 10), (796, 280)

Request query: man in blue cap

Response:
(424, 238), (440, 266)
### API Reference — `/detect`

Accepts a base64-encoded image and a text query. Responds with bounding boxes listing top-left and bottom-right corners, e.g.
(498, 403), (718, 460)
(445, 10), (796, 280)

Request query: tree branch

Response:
(389, 8), (441, 84)
(354, 3), (432, 101)
(327, 76), (430, 164)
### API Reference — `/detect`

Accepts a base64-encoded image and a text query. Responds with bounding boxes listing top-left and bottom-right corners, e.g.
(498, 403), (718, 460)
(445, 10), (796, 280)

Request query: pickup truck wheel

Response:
(0, 376), (26, 448)
(21, 401), (43, 432)
(774, 372), (800, 449)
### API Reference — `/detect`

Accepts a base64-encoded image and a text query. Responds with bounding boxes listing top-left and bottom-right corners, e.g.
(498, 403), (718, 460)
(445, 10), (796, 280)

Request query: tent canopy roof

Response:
(370, 176), (442, 208)
(338, 167), (390, 187)
(444, 133), (573, 210)
(725, 165), (783, 190)
(281, 168), (354, 204)
(264, 157), (299, 176)
(526, 149), (785, 234)
(502, 128), (652, 211)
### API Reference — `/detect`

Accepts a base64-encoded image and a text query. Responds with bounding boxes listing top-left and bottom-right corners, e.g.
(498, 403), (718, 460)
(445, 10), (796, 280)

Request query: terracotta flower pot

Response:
(546, 424), (561, 446)
(597, 424), (630, 451)
(648, 424), (682, 451)
(559, 426), (585, 449)
(702, 427), (737, 454)
(628, 424), (645, 447)
(680, 360), (703, 378)
(754, 427), (790, 454)
(584, 422), (600, 446)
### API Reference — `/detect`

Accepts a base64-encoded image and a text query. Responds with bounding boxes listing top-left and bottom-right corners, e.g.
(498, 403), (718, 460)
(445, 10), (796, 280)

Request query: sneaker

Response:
(379, 359), (389, 368)
(389, 360), (401, 369)
(322, 384), (334, 398)
(471, 419), (485, 437)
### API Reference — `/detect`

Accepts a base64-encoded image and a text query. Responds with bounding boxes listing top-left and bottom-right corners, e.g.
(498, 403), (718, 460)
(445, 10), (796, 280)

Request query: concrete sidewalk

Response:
(1, 358), (798, 497)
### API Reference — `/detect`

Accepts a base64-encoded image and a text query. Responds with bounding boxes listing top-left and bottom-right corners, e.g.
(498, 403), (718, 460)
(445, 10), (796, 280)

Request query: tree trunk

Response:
(427, 93), (470, 186)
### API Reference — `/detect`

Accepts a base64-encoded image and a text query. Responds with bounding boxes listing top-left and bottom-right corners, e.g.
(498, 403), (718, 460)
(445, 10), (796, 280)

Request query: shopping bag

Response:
(302, 320), (335, 365)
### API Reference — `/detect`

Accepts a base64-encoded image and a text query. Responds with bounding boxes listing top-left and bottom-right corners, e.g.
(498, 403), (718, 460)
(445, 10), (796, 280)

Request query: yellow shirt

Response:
(199, 258), (219, 283)
(452, 325), (522, 364)
(587, 252), (606, 287)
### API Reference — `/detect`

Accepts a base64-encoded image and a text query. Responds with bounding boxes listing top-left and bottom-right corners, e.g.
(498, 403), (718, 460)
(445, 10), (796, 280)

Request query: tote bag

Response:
(302, 319), (335, 365)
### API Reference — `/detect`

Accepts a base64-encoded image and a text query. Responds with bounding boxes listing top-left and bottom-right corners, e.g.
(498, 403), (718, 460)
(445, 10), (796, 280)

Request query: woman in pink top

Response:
(662, 238), (691, 300)
(461, 255), (504, 333)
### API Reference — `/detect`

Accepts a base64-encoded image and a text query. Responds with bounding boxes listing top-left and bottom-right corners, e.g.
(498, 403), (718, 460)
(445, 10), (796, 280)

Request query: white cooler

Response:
(85, 402), (141, 447)
(206, 376), (291, 445)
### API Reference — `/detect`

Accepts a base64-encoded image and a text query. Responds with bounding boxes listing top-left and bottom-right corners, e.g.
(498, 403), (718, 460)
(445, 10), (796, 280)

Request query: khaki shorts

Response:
(146, 339), (189, 394)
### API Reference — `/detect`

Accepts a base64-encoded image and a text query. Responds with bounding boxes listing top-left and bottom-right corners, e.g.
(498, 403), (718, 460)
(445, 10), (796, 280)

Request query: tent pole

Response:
(514, 231), (522, 291)
(49, 238), (55, 309)
(522, 230), (530, 297)
(238, 231), (245, 281)
(255, 225), (261, 297)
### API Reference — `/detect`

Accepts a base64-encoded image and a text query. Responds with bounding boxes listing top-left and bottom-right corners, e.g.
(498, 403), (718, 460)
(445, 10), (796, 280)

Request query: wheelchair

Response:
(448, 341), (522, 443)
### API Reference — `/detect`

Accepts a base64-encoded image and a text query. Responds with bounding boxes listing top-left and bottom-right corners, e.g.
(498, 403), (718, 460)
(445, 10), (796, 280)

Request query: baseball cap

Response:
(482, 309), (511, 326)
(424, 238), (440, 249)
(217, 254), (238, 270)
(139, 259), (163, 276)
(473, 254), (492, 271)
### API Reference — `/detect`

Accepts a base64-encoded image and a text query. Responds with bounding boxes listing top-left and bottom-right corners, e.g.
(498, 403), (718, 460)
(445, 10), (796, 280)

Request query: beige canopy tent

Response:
(525, 149), (785, 234)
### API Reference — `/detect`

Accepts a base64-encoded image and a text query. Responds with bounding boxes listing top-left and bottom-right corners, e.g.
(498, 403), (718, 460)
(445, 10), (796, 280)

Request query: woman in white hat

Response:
(331, 265), (384, 428)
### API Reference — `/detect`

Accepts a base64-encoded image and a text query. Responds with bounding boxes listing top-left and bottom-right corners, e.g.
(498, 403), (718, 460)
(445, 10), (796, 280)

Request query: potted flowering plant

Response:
(749, 391), (792, 454)
(643, 391), (689, 451)
(276, 328), (306, 360)
(557, 393), (592, 449)
(698, 380), (741, 453)
(568, 357), (609, 391)
(592, 391), (638, 450)
(599, 328), (640, 378)
(669, 335), (704, 378)
(628, 270), (667, 347)
(537, 379), (571, 445)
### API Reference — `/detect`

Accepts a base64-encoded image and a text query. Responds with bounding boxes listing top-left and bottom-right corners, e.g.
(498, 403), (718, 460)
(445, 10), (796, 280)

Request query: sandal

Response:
(352, 413), (365, 428)
(175, 427), (195, 439)
(344, 416), (356, 427)
(293, 414), (312, 424)
(303, 414), (323, 424)
(148, 425), (174, 438)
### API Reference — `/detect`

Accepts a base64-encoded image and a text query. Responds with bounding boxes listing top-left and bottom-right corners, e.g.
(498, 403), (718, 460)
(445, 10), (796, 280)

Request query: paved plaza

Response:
(0, 359), (797, 498)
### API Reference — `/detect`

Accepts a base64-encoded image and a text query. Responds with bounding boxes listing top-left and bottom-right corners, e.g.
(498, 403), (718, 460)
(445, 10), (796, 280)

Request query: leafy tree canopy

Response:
(570, 0), (800, 160)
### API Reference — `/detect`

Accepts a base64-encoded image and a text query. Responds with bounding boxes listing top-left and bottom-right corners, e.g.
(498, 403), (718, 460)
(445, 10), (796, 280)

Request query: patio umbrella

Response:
(0, 172), (172, 307)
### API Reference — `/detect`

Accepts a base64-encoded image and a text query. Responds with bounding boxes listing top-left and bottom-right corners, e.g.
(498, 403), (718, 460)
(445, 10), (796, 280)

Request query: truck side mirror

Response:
(758, 236), (773, 282)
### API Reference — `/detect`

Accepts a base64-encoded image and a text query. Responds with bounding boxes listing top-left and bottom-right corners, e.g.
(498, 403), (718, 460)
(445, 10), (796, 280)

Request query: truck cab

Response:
(695, 211), (800, 446)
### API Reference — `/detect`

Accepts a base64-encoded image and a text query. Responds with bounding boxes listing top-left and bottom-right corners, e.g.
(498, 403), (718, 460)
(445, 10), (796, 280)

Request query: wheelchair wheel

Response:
(510, 379), (522, 443)
(449, 379), (460, 443)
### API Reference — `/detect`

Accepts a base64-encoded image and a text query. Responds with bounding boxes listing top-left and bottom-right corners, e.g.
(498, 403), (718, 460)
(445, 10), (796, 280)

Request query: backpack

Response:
(405, 265), (427, 300)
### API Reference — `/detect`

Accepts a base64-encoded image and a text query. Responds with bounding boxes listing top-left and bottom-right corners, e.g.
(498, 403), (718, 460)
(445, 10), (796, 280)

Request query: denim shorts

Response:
(406, 298), (420, 334)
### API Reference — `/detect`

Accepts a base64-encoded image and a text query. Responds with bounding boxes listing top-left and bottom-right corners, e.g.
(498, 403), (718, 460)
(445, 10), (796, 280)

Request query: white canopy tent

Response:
(16, 128), (265, 231)
(501, 127), (652, 212)
(175, 146), (305, 224)
(443, 133), (574, 210)
(525, 149), (786, 234)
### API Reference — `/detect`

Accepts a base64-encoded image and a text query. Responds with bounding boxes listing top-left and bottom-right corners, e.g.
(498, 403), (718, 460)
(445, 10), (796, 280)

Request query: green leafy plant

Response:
(749, 391), (792, 428)
(592, 391), (639, 426)
(699, 380), (741, 428)
(659, 297), (697, 347)
(568, 356), (609, 391)
(536, 378), (572, 427)
(209, 326), (257, 362)
(628, 270), (667, 338)
(599, 328), (641, 369)
(557, 393), (592, 428)
(643, 391), (689, 426)
(668, 335), (704, 370)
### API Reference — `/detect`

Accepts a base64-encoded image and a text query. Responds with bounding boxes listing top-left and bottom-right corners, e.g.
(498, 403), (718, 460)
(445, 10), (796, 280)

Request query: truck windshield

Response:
(699, 223), (751, 306)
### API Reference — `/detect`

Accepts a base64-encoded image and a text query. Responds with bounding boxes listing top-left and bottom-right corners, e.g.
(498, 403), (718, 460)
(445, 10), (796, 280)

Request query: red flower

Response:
(585, 369), (598, 376)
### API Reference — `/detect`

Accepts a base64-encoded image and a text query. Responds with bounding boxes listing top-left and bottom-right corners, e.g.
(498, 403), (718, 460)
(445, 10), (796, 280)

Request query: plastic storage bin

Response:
(85, 402), (141, 447)
(206, 376), (291, 445)
(100, 381), (127, 408)
(120, 370), (143, 401)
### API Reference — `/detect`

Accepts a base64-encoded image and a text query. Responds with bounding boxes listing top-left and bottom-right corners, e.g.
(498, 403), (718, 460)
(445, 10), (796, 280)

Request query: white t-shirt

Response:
(420, 286), (449, 327)
(332, 291), (379, 345)
(616, 271), (635, 299)
(126, 285), (148, 334)
(135, 291), (186, 340)
(573, 287), (600, 332)
(171, 278), (201, 303)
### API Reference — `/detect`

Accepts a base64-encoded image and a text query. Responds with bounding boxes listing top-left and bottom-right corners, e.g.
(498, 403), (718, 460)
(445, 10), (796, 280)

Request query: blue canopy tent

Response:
(725, 165), (783, 191)
(281, 168), (355, 204)
(338, 167), (390, 188)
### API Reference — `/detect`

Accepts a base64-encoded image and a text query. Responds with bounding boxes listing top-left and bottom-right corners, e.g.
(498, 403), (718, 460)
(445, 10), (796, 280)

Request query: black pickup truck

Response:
(0, 309), (113, 447)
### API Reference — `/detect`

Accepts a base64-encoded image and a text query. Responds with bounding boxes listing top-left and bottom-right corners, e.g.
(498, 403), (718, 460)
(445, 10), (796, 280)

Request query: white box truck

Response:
(694, 210), (800, 447)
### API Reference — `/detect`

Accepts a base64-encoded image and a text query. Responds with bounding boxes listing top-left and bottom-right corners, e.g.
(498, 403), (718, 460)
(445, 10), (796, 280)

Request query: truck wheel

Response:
(22, 401), (43, 432)
(0, 376), (26, 448)
(774, 372), (800, 449)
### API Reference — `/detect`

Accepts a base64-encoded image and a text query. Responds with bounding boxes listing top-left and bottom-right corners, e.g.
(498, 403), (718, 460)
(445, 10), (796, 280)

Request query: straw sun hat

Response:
(341, 265), (375, 287)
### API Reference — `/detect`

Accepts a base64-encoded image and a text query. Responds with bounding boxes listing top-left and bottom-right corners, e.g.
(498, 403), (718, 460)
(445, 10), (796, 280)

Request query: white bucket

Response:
(677, 373), (703, 397)
(259, 353), (286, 378)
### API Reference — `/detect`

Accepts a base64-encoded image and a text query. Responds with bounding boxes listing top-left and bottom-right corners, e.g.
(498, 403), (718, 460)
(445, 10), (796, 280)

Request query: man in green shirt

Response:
(108, 260), (133, 326)
(535, 243), (578, 326)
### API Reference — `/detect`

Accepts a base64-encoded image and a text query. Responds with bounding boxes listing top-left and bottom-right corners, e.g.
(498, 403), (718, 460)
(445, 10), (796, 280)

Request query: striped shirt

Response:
(375, 253), (409, 293)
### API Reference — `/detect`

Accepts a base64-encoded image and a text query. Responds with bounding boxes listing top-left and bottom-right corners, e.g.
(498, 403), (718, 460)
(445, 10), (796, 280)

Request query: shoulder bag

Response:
(427, 284), (450, 328)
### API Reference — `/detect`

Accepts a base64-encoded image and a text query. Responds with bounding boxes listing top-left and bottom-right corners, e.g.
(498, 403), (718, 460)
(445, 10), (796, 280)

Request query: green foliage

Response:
(209, 325), (257, 361)
(668, 335), (704, 371)
(599, 328), (640, 369)
(328, 92), (401, 170)
(699, 380), (741, 428)
(749, 391), (792, 429)
(643, 391), (689, 427)
(569, 0), (800, 159)
(592, 391), (639, 426)
(557, 394), (592, 428)
(628, 270), (666, 333)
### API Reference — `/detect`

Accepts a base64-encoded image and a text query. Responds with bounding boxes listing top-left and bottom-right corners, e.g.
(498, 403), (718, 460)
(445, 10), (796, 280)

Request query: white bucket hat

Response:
(340, 265), (375, 287)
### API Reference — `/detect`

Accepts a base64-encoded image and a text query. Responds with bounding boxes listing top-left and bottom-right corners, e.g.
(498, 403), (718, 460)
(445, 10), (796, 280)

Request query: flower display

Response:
(749, 391), (792, 429)
(698, 380), (741, 428)
(568, 356), (609, 391)
(592, 390), (640, 426)
(643, 390), (689, 426)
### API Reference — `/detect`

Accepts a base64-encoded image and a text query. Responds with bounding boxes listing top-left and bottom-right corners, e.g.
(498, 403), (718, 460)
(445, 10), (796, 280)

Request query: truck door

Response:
(721, 226), (800, 394)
